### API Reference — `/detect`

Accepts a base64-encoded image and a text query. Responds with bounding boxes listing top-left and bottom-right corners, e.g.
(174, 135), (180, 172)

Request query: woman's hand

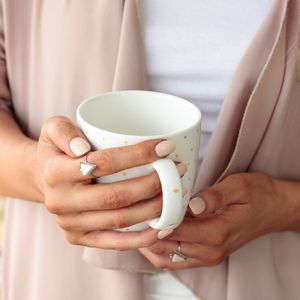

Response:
(35, 116), (184, 251)
(139, 172), (300, 270)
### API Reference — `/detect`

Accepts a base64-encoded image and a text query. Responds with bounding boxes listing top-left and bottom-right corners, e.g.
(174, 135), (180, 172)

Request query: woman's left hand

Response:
(139, 172), (300, 270)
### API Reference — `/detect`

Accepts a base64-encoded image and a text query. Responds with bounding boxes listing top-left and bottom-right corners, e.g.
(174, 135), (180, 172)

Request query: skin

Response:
(139, 172), (300, 269)
(1, 109), (300, 269)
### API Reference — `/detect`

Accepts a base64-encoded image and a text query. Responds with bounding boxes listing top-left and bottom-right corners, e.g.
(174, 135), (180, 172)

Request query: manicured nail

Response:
(69, 137), (91, 157)
(155, 140), (176, 157)
(189, 197), (206, 215)
(182, 186), (188, 196)
(157, 228), (174, 239)
(176, 163), (187, 177)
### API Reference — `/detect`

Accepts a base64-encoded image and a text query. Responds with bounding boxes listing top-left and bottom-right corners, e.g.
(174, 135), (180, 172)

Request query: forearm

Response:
(0, 109), (43, 202)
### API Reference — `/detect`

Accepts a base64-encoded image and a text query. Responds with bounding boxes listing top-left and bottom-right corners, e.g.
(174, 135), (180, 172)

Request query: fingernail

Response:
(182, 186), (188, 196)
(189, 197), (206, 215)
(155, 140), (176, 157)
(157, 228), (174, 239)
(69, 137), (91, 156)
(176, 163), (187, 177)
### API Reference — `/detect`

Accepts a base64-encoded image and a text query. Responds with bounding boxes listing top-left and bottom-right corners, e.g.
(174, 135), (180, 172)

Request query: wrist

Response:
(273, 178), (300, 232)
(26, 139), (45, 202)
(15, 137), (44, 202)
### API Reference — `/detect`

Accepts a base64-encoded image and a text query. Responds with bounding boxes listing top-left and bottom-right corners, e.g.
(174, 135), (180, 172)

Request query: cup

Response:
(76, 90), (201, 231)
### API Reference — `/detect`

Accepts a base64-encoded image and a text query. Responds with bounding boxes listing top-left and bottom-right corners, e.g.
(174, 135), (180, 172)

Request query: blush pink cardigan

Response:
(1, 0), (300, 299)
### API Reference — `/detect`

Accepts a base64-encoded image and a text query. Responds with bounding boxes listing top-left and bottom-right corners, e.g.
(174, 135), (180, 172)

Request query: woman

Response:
(0, 0), (300, 299)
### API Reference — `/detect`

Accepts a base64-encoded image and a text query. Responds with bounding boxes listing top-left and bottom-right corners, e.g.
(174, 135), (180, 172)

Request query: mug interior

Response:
(78, 90), (201, 136)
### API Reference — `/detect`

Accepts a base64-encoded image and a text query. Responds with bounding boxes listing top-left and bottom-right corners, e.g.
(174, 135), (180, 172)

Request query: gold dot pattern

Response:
(172, 187), (180, 193)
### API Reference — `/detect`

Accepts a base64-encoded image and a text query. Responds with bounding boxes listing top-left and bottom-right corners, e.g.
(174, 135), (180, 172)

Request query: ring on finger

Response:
(169, 241), (188, 262)
(80, 151), (97, 177)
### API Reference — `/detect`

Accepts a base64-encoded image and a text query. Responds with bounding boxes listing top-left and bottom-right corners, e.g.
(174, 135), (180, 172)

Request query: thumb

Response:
(188, 185), (231, 217)
(40, 116), (91, 158)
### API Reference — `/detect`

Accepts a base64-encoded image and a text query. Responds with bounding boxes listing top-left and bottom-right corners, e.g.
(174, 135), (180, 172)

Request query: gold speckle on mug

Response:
(196, 128), (199, 132)
(122, 172), (127, 176)
(124, 140), (128, 144)
(184, 135), (187, 139)
(175, 154), (179, 158)
(190, 148), (194, 151)
(172, 187), (180, 193)
(101, 137), (106, 141)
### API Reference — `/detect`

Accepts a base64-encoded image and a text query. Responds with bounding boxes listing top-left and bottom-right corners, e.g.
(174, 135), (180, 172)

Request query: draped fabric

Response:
(2, 0), (300, 299)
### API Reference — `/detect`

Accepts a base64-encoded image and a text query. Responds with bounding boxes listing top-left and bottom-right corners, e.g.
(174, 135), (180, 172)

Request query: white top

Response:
(138, 1), (273, 299)
(138, 0), (274, 162)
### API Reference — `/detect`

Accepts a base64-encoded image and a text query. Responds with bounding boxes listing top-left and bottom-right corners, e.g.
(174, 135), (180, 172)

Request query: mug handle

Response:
(147, 158), (185, 230)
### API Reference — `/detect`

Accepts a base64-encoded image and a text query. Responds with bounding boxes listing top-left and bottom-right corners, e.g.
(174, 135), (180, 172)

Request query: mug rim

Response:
(76, 90), (201, 138)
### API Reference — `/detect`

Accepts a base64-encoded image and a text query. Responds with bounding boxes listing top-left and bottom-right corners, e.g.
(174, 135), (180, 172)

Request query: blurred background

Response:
(0, 197), (4, 245)
(0, 196), (5, 299)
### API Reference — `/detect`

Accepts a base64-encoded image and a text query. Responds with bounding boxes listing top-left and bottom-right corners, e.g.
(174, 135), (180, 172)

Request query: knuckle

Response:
(152, 259), (168, 270)
(211, 189), (225, 208)
(113, 240), (130, 251)
(151, 173), (162, 195)
(43, 158), (61, 187)
(45, 196), (63, 214)
(227, 173), (249, 189)
(206, 249), (225, 266)
(153, 199), (163, 216)
(134, 141), (152, 162)
(43, 116), (69, 136)
(139, 236), (156, 248)
(150, 245), (166, 255)
(112, 213), (129, 229)
(101, 188), (123, 209)
(64, 231), (81, 245)
(94, 151), (114, 174)
(207, 232), (227, 247)
(56, 216), (73, 231)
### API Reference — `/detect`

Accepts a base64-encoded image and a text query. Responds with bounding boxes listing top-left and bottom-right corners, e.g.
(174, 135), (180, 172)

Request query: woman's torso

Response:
(1, 1), (275, 299)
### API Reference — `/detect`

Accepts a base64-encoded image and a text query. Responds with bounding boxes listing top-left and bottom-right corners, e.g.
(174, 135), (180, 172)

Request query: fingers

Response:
(166, 217), (230, 246)
(55, 171), (162, 213)
(56, 194), (163, 231)
(40, 116), (91, 158)
(188, 174), (248, 216)
(65, 228), (159, 251)
(139, 247), (201, 270)
(141, 240), (225, 268)
(78, 139), (176, 179)
(44, 139), (177, 183)
(46, 162), (187, 214)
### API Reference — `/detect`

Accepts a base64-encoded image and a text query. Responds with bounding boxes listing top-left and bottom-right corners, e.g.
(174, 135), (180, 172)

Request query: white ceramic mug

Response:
(77, 90), (201, 231)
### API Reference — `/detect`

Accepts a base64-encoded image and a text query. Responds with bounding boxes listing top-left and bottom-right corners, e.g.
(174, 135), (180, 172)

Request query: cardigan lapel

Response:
(193, 0), (289, 190)
(112, 0), (148, 91)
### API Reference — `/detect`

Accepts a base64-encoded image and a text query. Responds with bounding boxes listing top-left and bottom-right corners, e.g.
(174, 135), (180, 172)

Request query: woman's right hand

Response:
(35, 116), (183, 251)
